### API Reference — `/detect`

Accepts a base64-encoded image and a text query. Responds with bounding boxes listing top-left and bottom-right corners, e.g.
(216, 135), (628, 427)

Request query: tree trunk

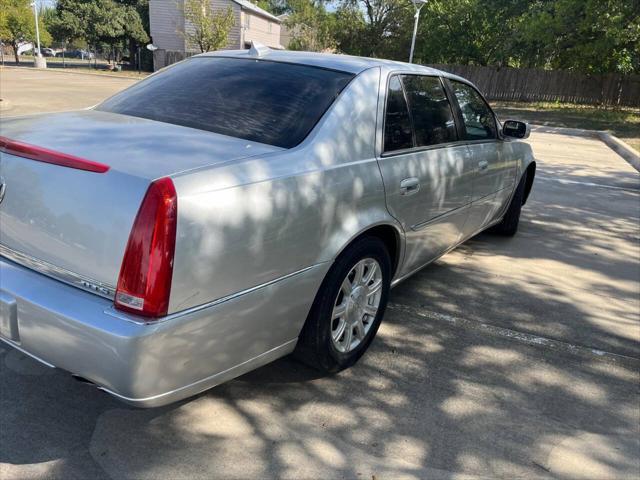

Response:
(12, 42), (19, 64)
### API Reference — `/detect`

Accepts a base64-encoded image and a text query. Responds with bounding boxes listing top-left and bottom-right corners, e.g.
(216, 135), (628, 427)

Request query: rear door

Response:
(376, 73), (475, 277)
(445, 80), (517, 234)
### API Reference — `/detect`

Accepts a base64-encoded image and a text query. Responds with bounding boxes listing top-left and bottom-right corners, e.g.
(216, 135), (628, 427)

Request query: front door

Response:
(376, 74), (475, 277)
(446, 80), (517, 234)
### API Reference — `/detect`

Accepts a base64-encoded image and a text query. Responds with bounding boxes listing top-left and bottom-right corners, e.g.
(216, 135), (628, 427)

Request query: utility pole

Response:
(31, 1), (46, 67)
(32, 1), (41, 57)
(409, 0), (427, 64)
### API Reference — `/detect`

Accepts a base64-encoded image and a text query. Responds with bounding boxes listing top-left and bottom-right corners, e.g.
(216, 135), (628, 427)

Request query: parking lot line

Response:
(536, 175), (640, 193)
(387, 302), (640, 367)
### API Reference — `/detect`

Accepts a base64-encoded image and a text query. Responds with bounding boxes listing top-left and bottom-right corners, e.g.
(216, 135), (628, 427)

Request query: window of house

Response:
(449, 81), (497, 140)
(244, 15), (250, 29)
(383, 76), (414, 152)
(401, 75), (457, 147)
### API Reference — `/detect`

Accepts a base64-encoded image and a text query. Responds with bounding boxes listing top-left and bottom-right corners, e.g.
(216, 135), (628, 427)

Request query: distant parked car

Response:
(0, 47), (536, 407)
(41, 48), (56, 57)
(56, 49), (94, 59)
(16, 42), (33, 56)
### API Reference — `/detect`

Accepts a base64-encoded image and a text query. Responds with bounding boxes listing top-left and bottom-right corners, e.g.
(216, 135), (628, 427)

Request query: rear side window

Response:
(449, 81), (497, 140)
(96, 57), (354, 149)
(383, 76), (414, 152)
(401, 75), (457, 147)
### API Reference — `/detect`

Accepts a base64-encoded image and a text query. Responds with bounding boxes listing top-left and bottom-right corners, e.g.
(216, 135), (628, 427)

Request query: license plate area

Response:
(0, 291), (19, 342)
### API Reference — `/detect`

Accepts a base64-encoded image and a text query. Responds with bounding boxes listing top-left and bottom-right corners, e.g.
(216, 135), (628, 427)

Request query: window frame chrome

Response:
(381, 71), (466, 157)
(443, 77), (501, 144)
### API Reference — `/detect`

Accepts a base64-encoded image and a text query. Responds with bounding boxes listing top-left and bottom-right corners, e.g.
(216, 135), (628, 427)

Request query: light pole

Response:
(409, 0), (427, 64)
(31, 1), (46, 68)
(31, 1), (42, 57)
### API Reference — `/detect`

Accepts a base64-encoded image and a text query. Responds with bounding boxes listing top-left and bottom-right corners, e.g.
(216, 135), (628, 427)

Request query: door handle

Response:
(478, 160), (489, 172)
(400, 177), (420, 196)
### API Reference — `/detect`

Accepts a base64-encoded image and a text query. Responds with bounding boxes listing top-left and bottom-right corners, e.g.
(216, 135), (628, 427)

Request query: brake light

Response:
(0, 136), (110, 173)
(115, 178), (177, 318)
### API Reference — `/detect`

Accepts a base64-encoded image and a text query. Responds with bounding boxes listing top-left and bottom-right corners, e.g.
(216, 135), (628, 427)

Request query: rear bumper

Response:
(0, 257), (324, 407)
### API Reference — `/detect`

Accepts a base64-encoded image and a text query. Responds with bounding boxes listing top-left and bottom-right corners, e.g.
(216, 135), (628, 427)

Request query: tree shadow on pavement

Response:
(1, 135), (639, 479)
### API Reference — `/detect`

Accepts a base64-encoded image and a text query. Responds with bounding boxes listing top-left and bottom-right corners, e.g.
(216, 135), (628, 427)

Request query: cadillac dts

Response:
(0, 46), (535, 407)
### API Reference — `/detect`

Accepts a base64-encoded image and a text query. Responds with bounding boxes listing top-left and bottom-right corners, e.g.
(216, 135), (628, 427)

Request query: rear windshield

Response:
(96, 57), (355, 148)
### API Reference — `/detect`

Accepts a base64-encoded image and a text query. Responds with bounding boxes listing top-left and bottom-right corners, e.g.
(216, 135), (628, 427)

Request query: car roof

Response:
(196, 49), (466, 81)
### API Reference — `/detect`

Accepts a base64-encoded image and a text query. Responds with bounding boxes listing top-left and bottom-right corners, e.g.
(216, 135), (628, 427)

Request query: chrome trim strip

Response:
(0, 244), (116, 299)
(411, 203), (469, 232)
(410, 183), (516, 232)
(104, 263), (324, 325)
(392, 215), (503, 289)
(98, 339), (298, 404)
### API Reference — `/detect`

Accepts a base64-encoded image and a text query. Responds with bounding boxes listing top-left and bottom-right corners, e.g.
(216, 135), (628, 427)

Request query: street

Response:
(1, 67), (639, 479)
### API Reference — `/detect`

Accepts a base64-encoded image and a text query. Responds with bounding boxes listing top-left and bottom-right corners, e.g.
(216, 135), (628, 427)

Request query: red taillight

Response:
(0, 136), (110, 173)
(115, 177), (177, 318)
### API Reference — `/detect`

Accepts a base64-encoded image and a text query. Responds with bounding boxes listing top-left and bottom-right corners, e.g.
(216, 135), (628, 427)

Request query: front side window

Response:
(401, 75), (457, 147)
(450, 81), (497, 140)
(383, 76), (414, 152)
(96, 57), (354, 148)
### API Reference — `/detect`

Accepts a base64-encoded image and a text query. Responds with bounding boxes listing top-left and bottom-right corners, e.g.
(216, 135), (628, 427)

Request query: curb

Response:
(597, 132), (640, 173)
(530, 124), (640, 173)
(0, 64), (145, 81)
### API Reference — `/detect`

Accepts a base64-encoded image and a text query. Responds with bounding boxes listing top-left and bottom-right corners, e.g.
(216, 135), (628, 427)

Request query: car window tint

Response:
(401, 75), (457, 147)
(449, 81), (497, 140)
(383, 75), (414, 152)
(96, 57), (354, 149)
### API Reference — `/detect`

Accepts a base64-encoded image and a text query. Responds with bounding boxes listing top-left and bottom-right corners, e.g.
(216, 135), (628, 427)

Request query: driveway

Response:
(1, 68), (639, 480)
(0, 66), (136, 115)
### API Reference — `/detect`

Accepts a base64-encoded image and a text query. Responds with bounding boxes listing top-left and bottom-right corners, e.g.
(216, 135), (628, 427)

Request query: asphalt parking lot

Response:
(1, 67), (639, 479)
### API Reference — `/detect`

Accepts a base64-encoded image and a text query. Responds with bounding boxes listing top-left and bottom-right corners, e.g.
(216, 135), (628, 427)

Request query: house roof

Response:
(232, 0), (281, 23)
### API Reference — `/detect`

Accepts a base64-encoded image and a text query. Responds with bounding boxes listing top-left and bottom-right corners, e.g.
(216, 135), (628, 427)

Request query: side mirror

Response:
(502, 120), (530, 139)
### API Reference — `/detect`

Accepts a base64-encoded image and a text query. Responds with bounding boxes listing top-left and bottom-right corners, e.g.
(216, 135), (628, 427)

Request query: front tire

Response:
(490, 171), (527, 236)
(294, 236), (392, 373)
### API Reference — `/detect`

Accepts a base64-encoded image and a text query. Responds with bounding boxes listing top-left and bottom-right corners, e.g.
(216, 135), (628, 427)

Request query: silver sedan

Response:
(0, 47), (535, 407)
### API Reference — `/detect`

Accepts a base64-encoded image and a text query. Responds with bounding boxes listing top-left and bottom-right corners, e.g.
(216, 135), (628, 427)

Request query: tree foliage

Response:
(256, 0), (290, 15)
(514, 0), (639, 74)
(277, 0), (639, 74)
(182, 0), (235, 53)
(11, 0), (635, 73)
(0, 0), (51, 62)
(285, 0), (335, 51)
(45, 0), (148, 62)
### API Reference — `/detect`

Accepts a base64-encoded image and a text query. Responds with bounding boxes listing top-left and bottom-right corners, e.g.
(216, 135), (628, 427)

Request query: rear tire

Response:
(294, 236), (391, 373)
(490, 171), (527, 236)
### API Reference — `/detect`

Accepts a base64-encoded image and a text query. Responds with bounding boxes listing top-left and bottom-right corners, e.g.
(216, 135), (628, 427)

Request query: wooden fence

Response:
(428, 64), (640, 108)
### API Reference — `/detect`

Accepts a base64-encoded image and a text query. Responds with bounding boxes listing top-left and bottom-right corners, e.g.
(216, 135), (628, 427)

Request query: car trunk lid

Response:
(0, 110), (282, 295)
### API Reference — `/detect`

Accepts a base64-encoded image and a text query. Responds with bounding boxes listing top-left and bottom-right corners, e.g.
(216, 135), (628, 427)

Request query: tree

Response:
(0, 0), (51, 63)
(330, 0), (410, 59)
(47, 0), (86, 44)
(515, 0), (640, 74)
(286, 0), (335, 52)
(409, 0), (531, 66)
(256, 0), (290, 15)
(182, 0), (235, 53)
(49, 0), (149, 63)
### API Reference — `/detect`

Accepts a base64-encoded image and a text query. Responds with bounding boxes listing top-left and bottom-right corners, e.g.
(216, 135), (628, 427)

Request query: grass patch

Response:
(492, 101), (640, 151)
